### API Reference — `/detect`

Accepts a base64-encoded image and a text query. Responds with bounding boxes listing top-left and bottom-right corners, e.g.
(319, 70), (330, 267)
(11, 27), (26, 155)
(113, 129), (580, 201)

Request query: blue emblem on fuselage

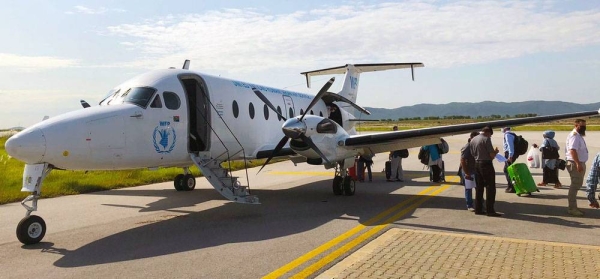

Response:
(153, 121), (176, 153)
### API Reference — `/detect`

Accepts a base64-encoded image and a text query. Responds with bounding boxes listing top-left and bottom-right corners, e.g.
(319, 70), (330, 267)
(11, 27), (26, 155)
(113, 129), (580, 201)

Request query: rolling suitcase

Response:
(507, 163), (539, 196)
(385, 160), (392, 179)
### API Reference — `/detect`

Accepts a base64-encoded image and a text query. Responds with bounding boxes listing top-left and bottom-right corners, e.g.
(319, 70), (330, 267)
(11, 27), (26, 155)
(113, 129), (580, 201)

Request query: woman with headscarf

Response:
(538, 130), (561, 188)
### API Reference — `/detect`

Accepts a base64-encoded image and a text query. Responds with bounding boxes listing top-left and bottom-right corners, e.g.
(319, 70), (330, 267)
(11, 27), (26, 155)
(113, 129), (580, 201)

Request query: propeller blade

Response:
(299, 77), (335, 121)
(252, 88), (287, 121)
(300, 134), (331, 164)
(80, 100), (91, 108)
(257, 136), (289, 174)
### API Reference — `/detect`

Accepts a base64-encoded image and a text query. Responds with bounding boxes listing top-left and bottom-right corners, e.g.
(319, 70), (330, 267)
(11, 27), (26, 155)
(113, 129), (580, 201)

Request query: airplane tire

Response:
(182, 174), (196, 191)
(332, 176), (343, 195)
(174, 174), (185, 191)
(16, 215), (46, 245)
(343, 176), (355, 196)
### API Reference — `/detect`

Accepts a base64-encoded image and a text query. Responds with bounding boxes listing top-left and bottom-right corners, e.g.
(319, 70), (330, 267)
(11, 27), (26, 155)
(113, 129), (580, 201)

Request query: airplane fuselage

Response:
(7, 69), (354, 170)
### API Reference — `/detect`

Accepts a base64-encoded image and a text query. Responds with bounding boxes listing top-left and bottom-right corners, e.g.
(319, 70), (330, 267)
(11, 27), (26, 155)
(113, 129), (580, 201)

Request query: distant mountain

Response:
(362, 101), (600, 120)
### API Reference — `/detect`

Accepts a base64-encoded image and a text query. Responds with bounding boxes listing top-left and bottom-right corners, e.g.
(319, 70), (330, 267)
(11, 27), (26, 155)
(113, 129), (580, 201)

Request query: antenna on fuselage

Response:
(182, 60), (190, 70)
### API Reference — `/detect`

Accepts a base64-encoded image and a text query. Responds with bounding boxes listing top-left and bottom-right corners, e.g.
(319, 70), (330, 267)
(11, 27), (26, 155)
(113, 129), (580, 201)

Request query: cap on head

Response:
(469, 131), (479, 138)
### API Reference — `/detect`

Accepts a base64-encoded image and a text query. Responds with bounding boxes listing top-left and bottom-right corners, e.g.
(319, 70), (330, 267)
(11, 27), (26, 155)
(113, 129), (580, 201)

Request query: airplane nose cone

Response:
(282, 118), (306, 139)
(5, 128), (47, 164)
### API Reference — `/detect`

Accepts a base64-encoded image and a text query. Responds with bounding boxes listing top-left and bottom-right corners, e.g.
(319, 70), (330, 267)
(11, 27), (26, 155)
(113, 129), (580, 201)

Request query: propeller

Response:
(253, 77), (335, 173)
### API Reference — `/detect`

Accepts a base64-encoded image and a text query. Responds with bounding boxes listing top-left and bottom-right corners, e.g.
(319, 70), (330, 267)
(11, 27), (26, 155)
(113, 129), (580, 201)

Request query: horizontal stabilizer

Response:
(300, 63), (424, 88)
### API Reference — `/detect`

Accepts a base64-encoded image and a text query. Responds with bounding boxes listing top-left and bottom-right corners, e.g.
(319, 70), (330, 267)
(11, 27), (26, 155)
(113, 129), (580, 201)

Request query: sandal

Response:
(537, 182), (547, 186)
(554, 183), (562, 189)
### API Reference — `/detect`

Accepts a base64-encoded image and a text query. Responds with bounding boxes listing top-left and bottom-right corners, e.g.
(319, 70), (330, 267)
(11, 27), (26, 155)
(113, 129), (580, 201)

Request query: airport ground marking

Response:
(289, 183), (453, 279)
(263, 178), (455, 279)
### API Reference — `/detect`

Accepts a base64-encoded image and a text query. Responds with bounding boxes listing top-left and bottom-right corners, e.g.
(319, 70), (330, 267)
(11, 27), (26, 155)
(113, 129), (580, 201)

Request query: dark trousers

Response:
(475, 161), (497, 213)
(503, 151), (519, 190)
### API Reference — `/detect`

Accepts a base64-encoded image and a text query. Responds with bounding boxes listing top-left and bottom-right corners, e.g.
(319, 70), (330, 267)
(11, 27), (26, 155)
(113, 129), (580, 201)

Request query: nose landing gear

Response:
(16, 163), (52, 245)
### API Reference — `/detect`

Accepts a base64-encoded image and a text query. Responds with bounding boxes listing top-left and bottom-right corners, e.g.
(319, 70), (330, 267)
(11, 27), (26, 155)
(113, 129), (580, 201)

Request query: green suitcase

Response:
(507, 163), (539, 196)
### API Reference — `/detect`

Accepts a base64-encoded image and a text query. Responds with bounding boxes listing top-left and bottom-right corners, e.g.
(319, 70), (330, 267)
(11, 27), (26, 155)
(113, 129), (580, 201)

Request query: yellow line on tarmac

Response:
(290, 184), (452, 279)
(262, 180), (452, 279)
(268, 171), (334, 176)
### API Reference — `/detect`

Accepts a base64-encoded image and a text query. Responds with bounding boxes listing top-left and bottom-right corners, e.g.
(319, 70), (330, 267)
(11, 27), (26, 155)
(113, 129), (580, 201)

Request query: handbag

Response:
(557, 159), (566, 170)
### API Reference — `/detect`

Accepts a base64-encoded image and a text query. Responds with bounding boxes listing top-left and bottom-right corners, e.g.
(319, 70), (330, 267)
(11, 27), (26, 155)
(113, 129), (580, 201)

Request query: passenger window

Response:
(249, 102), (255, 119)
(233, 100), (239, 118)
(319, 111), (323, 117)
(300, 109), (304, 116)
(150, 95), (162, 108)
(316, 119), (338, 134)
(163, 92), (181, 110)
(264, 104), (269, 120)
(289, 108), (294, 118)
(310, 110), (314, 115)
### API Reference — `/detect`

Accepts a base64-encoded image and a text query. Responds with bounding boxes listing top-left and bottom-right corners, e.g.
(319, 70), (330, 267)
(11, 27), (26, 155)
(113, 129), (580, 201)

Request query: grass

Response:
(355, 117), (600, 132)
(0, 136), (272, 205)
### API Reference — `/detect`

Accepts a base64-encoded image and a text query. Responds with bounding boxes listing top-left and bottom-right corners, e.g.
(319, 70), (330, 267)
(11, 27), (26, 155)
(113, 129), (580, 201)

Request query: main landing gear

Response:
(332, 165), (355, 196)
(16, 163), (52, 245)
(174, 167), (196, 191)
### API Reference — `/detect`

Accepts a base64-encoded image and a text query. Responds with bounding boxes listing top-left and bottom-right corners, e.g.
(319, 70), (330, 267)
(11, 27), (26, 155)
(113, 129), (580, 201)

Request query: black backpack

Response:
(399, 149), (409, 158)
(437, 138), (449, 154)
(508, 132), (528, 156)
(418, 147), (429, 165)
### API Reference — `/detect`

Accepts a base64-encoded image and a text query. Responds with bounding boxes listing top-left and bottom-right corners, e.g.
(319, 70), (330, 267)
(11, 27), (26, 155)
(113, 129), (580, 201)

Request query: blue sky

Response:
(1, 0), (599, 128)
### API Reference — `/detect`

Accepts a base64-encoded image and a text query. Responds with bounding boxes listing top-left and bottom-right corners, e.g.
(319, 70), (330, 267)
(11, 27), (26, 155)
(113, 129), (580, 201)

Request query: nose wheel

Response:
(16, 215), (46, 245)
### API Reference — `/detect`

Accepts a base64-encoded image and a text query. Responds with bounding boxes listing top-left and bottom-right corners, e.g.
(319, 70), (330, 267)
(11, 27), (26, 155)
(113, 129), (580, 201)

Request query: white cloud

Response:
(0, 53), (78, 71)
(66, 5), (126, 15)
(105, 1), (600, 72)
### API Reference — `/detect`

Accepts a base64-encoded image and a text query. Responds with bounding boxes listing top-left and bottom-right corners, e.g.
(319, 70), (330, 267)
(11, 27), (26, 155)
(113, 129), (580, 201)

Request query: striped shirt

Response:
(586, 153), (600, 204)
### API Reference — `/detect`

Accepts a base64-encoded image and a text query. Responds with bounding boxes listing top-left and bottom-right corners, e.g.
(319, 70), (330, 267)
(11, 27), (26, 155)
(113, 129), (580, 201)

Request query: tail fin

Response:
(301, 63), (423, 113)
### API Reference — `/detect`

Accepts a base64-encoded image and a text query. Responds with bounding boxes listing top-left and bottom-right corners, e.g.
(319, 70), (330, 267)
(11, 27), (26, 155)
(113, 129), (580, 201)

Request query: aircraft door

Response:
(282, 95), (296, 118)
(180, 76), (211, 153)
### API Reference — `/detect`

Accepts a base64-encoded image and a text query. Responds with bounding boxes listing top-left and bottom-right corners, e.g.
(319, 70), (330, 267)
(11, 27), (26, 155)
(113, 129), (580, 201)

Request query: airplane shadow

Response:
(23, 178), (599, 268)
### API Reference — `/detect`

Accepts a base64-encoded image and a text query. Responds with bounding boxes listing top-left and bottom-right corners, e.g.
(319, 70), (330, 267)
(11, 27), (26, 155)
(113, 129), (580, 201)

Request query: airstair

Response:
(190, 152), (259, 204)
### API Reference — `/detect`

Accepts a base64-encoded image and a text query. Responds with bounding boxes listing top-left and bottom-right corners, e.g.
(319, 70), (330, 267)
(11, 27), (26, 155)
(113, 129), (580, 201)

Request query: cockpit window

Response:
(163, 92), (180, 110)
(121, 87), (156, 108)
(150, 94), (162, 108)
(316, 119), (338, 134)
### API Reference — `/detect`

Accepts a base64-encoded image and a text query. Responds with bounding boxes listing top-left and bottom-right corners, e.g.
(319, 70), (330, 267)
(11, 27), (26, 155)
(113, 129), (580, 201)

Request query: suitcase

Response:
(385, 161), (392, 179)
(507, 163), (539, 196)
(430, 160), (445, 182)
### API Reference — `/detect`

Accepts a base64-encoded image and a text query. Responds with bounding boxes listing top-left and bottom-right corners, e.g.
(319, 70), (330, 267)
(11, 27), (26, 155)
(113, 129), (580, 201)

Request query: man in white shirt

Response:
(565, 119), (589, 216)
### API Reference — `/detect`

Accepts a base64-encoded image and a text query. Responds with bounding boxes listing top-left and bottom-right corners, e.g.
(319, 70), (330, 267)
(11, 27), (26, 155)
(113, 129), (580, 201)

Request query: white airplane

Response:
(5, 60), (599, 245)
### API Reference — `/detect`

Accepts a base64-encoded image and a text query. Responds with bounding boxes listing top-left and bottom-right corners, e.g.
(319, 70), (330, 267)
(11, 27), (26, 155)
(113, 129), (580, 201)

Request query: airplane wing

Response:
(345, 110), (599, 154)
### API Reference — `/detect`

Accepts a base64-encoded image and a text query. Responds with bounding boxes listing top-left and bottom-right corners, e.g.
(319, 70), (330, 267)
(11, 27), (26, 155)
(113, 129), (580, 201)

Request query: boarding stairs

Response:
(190, 152), (259, 204)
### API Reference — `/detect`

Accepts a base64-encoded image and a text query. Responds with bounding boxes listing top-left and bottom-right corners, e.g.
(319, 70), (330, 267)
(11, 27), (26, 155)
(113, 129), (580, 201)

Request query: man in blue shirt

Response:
(502, 127), (519, 193)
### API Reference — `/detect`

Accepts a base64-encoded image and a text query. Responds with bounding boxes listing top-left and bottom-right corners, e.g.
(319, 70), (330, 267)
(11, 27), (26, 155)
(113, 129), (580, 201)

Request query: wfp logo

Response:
(153, 121), (176, 154)
(350, 76), (359, 89)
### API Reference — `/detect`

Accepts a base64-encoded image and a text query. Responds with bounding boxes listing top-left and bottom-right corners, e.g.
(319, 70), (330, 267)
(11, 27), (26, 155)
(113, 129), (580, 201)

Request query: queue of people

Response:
(354, 119), (597, 218)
